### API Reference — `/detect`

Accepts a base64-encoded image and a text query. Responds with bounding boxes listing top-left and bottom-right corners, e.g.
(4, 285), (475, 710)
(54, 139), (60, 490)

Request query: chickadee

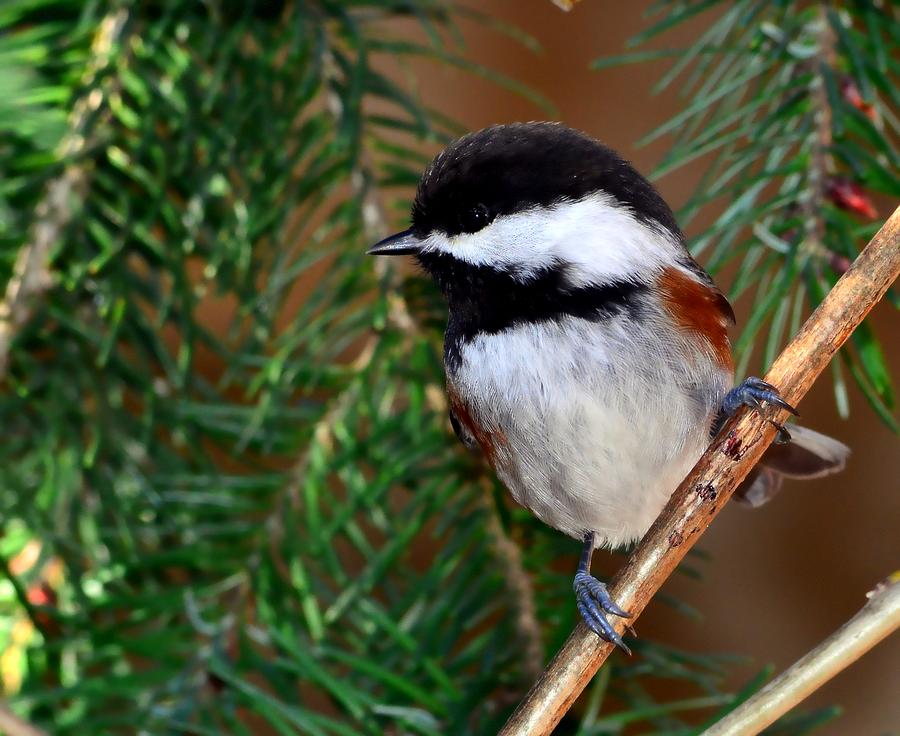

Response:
(369, 122), (849, 653)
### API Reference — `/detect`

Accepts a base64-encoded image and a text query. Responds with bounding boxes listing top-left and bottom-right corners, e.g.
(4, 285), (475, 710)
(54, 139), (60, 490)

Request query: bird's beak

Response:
(367, 229), (422, 256)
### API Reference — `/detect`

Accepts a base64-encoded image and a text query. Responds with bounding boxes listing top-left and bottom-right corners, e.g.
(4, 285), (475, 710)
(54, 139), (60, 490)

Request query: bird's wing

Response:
(449, 404), (480, 452)
(679, 254), (736, 325)
(735, 425), (850, 507)
(759, 425), (850, 478)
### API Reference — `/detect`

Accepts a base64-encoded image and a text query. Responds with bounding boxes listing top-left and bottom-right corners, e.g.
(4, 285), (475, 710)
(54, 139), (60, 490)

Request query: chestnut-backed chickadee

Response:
(368, 122), (849, 653)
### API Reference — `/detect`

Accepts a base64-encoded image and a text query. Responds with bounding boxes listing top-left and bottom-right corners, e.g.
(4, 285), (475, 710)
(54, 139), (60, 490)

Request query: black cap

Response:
(410, 122), (682, 240)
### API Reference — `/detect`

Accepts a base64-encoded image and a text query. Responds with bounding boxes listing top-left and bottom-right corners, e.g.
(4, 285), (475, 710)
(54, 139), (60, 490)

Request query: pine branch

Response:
(322, 43), (545, 677)
(12, 3), (880, 731)
(0, 9), (128, 376)
(803, 6), (835, 249)
(499, 204), (900, 736)
(481, 482), (544, 680)
(702, 573), (900, 736)
(596, 1), (899, 426)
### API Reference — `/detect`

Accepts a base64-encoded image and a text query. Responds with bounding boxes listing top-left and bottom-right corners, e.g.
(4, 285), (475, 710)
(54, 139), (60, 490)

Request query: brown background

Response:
(401, 1), (899, 732)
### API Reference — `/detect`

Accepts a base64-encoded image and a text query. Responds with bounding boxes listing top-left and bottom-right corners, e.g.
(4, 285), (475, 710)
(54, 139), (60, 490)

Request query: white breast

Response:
(449, 313), (732, 547)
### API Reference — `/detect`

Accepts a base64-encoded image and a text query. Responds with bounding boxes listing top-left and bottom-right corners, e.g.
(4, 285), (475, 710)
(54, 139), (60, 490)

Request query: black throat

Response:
(417, 251), (647, 374)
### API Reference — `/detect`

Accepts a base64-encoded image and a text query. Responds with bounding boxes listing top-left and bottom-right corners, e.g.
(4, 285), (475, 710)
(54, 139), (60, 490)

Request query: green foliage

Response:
(595, 0), (899, 430)
(0, 1), (887, 734)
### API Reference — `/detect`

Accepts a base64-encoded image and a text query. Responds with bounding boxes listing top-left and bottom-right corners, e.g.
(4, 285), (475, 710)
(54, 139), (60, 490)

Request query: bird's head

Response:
(368, 122), (686, 294)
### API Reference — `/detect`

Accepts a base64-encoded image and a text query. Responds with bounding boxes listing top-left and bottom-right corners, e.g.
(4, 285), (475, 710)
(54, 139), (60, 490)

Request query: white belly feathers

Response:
(449, 315), (731, 547)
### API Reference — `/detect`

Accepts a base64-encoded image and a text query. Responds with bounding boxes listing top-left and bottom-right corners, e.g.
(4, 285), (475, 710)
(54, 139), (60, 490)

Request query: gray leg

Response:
(573, 532), (632, 654)
(713, 376), (798, 441)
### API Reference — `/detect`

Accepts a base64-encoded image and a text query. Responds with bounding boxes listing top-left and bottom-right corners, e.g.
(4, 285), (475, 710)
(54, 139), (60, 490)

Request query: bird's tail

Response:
(735, 425), (850, 508)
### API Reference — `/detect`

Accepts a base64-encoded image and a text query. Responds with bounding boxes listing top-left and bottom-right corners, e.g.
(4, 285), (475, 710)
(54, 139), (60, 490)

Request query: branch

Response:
(0, 9), (128, 377)
(481, 481), (545, 680)
(701, 573), (900, 736)
(499, 203), (900, 736)
(549, 0), (584, 10)
(800, 5), (835, 253)
(0, 703), (48, 736)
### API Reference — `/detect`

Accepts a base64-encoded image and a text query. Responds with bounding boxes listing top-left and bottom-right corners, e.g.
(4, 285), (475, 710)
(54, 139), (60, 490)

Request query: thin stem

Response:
(483, 486), (545, 680)
(0, 704), (48, 736)
(701, 573), (900, 736)
(0, 9), (128, 376)
(498, 204), (900, 736)
(803, 4), (836, 249)
(549, 0), (584, 11)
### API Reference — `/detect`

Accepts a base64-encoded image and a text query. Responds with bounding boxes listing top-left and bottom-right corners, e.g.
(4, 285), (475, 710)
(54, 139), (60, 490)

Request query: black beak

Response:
(367, 229), (421, 256)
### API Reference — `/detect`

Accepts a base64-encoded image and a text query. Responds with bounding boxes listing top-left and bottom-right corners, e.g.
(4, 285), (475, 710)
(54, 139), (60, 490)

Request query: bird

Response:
(367, 122), (849, 653)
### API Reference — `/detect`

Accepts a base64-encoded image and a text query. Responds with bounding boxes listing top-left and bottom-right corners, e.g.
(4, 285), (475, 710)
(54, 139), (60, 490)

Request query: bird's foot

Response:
(574, 571), (632, 654)
(718, 376), (798, 442)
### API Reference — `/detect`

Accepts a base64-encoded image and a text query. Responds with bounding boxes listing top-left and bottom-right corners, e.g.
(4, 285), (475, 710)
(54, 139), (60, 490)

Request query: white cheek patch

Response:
(419, 192), (681, 287)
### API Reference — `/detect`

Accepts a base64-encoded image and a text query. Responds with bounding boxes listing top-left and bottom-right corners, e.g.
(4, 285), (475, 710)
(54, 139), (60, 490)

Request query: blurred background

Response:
(1, 1), (897, 734)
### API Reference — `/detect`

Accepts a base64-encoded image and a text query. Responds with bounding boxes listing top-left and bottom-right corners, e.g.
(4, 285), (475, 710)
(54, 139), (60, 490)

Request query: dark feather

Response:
(760, 425), (850, 478)
(735, 425), (850, 507)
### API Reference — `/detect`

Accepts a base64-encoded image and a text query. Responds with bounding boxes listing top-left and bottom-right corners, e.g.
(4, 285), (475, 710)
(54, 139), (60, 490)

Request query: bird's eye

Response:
(458, 203), (493, 234)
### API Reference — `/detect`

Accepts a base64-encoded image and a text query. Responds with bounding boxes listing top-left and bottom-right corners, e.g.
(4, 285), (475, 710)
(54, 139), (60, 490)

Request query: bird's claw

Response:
(767, 419), (792, 444)
(723, 376), (798, 422)
(574, 571), (632, 655)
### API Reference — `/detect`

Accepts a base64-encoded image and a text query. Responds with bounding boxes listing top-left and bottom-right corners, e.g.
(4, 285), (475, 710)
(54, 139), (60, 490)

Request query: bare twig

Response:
(0, 703), (48, 736)
(550, 0), (584, 11)
(481, 483), (545, 680)
(499, 205), (900, 736)
(702, 573), (900, 736)
(803, 5), (836, 249)
(0, 9), (128, 377)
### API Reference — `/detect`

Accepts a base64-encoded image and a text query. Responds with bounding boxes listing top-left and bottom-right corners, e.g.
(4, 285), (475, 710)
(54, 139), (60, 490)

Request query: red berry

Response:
(826, 178), (878, 219)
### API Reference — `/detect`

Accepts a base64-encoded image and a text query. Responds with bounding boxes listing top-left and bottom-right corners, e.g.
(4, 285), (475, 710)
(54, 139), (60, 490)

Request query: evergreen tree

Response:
(0, 2), (894, 733)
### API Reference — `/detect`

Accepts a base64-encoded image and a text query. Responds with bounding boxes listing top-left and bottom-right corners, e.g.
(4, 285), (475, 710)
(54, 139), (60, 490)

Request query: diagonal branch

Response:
(499, 203), (900, 736)
(0, 9), (128, 377)
(549, 0), (585, 10)
(702, 572), (900, 736)
(0, 703), (48, 736)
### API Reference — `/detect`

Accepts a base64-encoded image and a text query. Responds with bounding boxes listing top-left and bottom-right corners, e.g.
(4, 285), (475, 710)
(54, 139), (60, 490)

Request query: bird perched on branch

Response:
(368, 122), (849, 653)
